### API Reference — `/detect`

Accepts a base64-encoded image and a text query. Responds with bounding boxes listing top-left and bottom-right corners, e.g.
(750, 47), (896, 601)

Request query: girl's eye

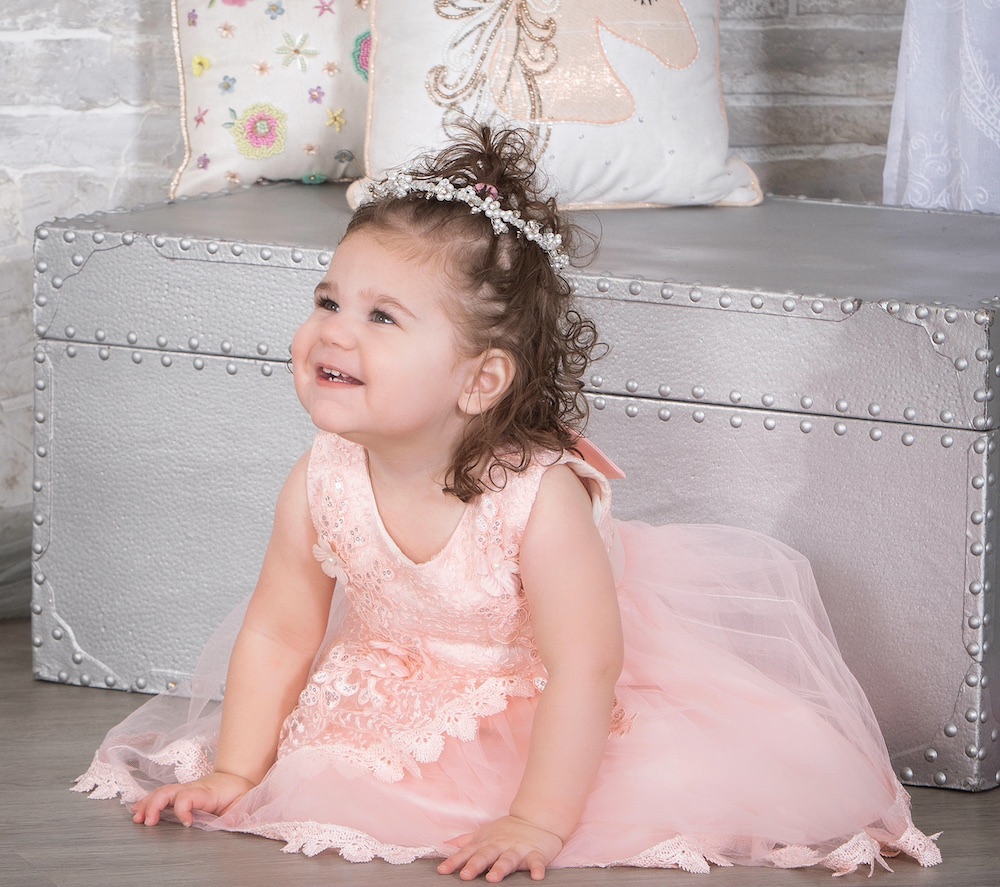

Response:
(316, 298), (339, 312)
(371, 309), (396, 325)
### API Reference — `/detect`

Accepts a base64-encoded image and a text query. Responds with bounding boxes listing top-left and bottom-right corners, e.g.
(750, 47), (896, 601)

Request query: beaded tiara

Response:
(361, 172), (570, 271)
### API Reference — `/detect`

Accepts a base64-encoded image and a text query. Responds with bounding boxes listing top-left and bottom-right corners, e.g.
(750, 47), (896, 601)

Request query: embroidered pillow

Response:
(364, 0), (760, 209)
(169, 0), (371, 198)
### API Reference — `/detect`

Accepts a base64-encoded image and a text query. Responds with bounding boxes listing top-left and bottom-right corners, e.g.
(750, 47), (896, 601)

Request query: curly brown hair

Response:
(345, 122), (602, 501)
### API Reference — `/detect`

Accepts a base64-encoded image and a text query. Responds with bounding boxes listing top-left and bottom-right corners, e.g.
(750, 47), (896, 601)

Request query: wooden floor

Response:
(2, 618), (997, 887)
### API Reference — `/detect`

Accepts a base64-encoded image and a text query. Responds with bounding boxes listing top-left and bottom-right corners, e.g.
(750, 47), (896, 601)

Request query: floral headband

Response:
(361, 172), (570, 271)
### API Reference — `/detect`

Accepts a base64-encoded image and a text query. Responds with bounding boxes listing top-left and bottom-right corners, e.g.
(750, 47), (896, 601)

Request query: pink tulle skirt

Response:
(76, 522), (941, 875)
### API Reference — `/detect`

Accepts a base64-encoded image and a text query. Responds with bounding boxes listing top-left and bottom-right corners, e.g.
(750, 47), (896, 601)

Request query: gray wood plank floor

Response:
(2, 618), (997, 887)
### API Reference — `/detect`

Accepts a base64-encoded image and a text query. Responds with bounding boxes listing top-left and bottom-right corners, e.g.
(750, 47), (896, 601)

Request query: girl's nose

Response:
(318, 311), (357, 348)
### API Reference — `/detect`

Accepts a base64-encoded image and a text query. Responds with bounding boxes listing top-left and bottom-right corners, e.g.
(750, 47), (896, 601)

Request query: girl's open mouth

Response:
(318, 366), (362, 385)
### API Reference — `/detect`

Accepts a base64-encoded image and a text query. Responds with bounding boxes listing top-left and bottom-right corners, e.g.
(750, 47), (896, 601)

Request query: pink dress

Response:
(76, 432), (941, 875)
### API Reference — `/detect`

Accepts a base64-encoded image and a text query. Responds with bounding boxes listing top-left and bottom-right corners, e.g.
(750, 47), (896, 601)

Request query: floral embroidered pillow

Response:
(170, 0), (371, 198)
(364, 0), (761, 209)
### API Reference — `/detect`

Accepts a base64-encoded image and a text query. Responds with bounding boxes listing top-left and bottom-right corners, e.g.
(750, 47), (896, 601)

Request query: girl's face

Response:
(291, 229), (482, 455)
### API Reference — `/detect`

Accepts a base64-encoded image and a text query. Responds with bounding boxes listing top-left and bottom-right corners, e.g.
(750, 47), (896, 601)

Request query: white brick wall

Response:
(0, 1), (904, 616)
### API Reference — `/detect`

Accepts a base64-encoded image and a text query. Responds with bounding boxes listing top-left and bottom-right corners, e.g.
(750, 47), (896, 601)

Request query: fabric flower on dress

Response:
(219, 75), (236, 94)
(476, 543), (519, 598)
(265, 2), (286, 20)
(191, 55), (211, 77)
(226, 102), (287, 159)
(276, 32), (319, 71)
(357, 647), (412, 680)
(313, 539), (348, 585)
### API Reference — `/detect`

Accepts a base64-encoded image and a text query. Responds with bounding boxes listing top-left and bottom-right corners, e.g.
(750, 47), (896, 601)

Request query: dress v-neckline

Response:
(361, 455), (471, 568)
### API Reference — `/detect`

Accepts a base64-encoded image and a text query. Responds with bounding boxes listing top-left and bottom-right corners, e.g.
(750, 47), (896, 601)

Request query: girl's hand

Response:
(437, 815), (563, 882)
(131, 771), (255, 827)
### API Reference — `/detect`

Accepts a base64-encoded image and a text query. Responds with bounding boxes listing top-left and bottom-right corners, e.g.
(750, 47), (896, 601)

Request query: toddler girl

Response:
(77, 124), (941, 881)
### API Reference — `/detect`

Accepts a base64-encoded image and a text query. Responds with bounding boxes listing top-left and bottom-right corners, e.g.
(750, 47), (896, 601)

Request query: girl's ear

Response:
(460, 349), (515, 416)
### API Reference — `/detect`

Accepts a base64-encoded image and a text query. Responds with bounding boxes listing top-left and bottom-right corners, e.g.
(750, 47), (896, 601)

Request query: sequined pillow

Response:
(169, 0), (371, 198)
(364, 0), (760, 209)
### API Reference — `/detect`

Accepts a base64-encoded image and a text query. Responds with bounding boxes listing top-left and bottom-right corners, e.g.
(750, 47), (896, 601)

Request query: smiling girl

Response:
(77, 124), (941, 881)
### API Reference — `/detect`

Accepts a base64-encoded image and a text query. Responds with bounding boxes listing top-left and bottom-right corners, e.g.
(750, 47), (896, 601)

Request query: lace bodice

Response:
(278, 432), (616, 782)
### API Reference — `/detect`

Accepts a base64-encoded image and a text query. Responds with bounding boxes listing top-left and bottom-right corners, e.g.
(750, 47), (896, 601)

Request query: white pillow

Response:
(364, 0), (760, 209)
(170, 0), (371, 198)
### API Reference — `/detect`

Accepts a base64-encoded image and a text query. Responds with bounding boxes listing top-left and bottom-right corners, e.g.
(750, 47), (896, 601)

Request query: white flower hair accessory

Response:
(361, 172), (570, 271)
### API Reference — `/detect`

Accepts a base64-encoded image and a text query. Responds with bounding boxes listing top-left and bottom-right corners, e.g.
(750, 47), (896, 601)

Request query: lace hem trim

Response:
(244, 820), (439, 863)
(72, 754), (145, 805)
(610, 823), (941, 876)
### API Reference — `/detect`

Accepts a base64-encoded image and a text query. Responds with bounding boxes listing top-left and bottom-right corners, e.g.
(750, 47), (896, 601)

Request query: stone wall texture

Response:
(0, 1), (904, 616)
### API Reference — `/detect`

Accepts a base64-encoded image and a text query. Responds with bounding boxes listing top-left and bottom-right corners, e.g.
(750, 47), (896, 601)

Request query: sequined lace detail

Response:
(612, 836), (734, 873)
(146, 737), (214, 784)
(281, 433), (621, 782)
(248, 821), (437, 863)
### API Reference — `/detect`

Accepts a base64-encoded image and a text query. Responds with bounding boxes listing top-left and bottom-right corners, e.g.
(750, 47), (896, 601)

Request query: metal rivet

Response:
(762, 394), (775, 407)
(257, 342), (269, 356)
(629, 281), (642, 296)
(933, 772), (948, 786)
(966, 664), (981, 679)
(692, 386), (705, 399)
(902, 433), (915, 446)
(318, 252), (331, 266)
(719, 294), (731, 308)
(226, 362), (237, 375)
(974, 388), (989, 402)
(942, 435), (955, 448)
(51, 627), (63, 640)
(658, 408), (671, 421)
(37, 227), (49, 239)
(66, 346), (77, 358)
(782, 298), (795, 312)
(973, 475), (986, 488)
(944, 723), (959, 737)
(94, 329), (106, 342)
(800, 396), (813, 410)
(693, 410), (706, 423)
(121, 233), (134, 245)
(34, 410), (45, 423)
(945, 309), (959, 323)
(904, 407), (917, 421)
(33, 350), (46, 364)
(972, 511), (985, 525)
(130, 352), (141, 364)
(729, 391), (742, 404)
(626, 379), (639, 393)
(261, 364), (273, 377)
(976, 348), (989, 361)
(811, 300), (824, 314)
(51, 277), (63, 289)
(31, 635), (43, 647)
(594, 397), (606, 410)
(751, 295), (764, 309)
(35, 443), (47, 457)
(207, 241), (219, 254)
(35, 260), (48, 273)
(689, 286), (703, 302)
(955, 357), (969, 371)
(836, 399), (848, 412)
(915, 305), (929, 320)
(764, 417), (777, 431)
(35, 294), (48, 308)
(971, 542), (984, 556)
(231, 244), (244, 256)
(33, 512), (45, 526)
(193, 358), (205, 370)
(900, 767), (914, 781)
(924, 748), (938, 762)
(291, 248), (303, 263)
(590, 374), (603, 387)
(968, 642), (982, 656)
(800, 420), (813, 433)
(32, 481), (42, 493)
(98, 347), (110, 361)
(105, 676), (116, 687)
(625, 404), (638, 418)
(71, 254), (84, 267)
(966, 708), (980, 722)
(188, 337), (200, 350)
(72, 652), (83, 664)
(221, 341), (233, 354)
(260, 247), (273, 261)
(868, 403), (881, 417)
(127, 331), (138, 344)
(973, 416), (989, 430)
(975, 438), (988, 454)
(135, 677), (148, 690)
(80, 674), (91, 686)
(161, 355), (172, 367)
(730, 416), (743, 428)
(153, 234), (166, 247)
(63, 230), (76, 243)
(932, 331), (946, 345)
(886, 301), (900, 314)
(57, 670), (69, 682)
(834, 422), (847, 436)
(840, 300), (856, 314)
(658, 384), (671, 398)
(870, 428), (883, 441)
(179, 238), (192, 251)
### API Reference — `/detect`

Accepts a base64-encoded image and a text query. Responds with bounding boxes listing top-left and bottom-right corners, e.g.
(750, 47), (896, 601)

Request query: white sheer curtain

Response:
(883, 1), (1000, 213)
